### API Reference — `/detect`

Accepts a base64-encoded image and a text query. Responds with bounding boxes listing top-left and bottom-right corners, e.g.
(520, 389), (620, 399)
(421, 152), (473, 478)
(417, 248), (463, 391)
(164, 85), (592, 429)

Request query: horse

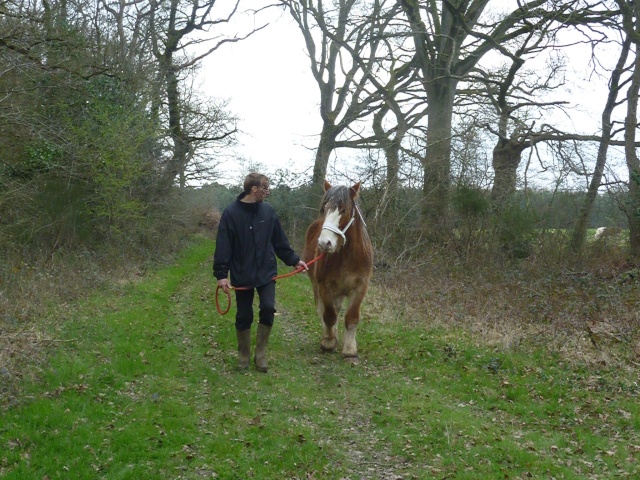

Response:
(303, 180), (373, 361)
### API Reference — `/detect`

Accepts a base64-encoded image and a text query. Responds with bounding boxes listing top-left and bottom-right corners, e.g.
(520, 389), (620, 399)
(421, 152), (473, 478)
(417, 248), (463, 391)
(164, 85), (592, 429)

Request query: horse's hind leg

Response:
(318, 299), (338, 353)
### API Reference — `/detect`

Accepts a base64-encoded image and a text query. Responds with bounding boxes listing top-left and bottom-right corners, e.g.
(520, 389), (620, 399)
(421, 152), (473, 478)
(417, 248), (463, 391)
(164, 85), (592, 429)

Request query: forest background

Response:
(1, 0), (640, 417)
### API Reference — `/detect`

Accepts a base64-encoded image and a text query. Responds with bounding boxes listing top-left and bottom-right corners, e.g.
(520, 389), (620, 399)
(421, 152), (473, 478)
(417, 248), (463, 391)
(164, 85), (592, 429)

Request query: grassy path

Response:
(1, 236), (639, 479)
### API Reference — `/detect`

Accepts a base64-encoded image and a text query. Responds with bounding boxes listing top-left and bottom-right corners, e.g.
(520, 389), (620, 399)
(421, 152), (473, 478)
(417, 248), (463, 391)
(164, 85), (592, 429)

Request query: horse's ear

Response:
(324, 179), (332, 192)
(350, 182), (361, 198)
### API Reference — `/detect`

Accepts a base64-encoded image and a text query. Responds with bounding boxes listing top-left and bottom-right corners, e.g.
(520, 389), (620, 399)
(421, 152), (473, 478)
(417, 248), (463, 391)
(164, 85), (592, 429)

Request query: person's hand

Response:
(217, 278), (231, 294)
(296, 260), (309, 272)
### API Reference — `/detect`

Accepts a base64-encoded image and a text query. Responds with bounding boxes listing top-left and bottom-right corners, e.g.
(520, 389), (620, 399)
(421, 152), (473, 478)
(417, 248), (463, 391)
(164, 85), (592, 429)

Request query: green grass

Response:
(1, 236), (639, 479)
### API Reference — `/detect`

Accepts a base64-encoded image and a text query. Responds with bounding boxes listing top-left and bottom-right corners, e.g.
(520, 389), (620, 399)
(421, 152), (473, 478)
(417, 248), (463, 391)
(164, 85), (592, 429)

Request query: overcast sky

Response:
(197, 2), (622, 188)
(198, 7), (321, 183)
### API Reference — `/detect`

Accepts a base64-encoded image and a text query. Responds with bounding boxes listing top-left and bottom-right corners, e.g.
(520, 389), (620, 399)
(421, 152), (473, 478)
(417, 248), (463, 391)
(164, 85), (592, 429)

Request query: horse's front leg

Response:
(342, 288), (366, 360)
(318, 297), (338, 353)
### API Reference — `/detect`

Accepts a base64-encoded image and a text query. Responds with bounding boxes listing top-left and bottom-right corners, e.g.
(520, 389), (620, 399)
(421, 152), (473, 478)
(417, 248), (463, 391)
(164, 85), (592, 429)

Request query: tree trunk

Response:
(625, 42), (640, 260)
(312, 122), (338, 188)
(491, 141), (525, 212)
(423, 81), (455, 232)
(570, 123), (614, 253)
(372, 104), (405, 215)
(164, 62), (189, 190)
(570, 37), (631, 253)
(385, 137), (400, 199)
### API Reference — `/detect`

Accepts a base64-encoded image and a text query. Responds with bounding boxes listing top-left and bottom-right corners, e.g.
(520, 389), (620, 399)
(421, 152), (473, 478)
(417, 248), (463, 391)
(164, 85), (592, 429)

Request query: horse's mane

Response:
(321, 185), (353, 213)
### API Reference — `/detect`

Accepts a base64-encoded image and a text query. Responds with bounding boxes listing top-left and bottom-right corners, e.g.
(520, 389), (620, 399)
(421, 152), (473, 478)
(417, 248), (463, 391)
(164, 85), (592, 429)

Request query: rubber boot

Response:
(254, 324), (272, 373)
(236, 328), (251, 371)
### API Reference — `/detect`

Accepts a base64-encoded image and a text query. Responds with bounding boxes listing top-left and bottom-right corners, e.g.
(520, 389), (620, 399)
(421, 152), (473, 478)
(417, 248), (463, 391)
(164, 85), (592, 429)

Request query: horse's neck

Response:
(346, 217), (368, 245)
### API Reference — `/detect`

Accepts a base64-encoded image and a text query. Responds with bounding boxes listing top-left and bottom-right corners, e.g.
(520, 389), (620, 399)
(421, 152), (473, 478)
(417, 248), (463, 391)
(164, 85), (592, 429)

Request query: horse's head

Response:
(317, 180), (361, 253)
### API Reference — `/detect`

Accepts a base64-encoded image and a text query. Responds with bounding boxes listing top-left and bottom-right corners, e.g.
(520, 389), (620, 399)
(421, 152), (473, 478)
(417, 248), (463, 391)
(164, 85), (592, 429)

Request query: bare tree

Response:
(148, 0), (264, 189)
(329, 18), (427, 214)
(397, 0), (612, 235)
(616, 0), (640, 258)
(180, 84), (238, 186)
(281, 0), (399, 191)
(98, 0), (153, 71)
(342, 34), (428, 212)
(570, 32), (631, 253)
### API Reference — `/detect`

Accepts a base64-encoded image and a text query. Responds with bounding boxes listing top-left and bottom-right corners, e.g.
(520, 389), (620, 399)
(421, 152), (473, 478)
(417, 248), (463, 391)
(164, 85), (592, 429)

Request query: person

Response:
(213, 173), (308, 372)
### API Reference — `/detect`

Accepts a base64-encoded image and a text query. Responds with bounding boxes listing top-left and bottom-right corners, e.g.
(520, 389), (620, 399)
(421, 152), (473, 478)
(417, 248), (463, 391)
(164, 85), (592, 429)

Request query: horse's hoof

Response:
(320, 340), (338, 352)
(343, 355), (359, 364)
(320, 346), (337, 353)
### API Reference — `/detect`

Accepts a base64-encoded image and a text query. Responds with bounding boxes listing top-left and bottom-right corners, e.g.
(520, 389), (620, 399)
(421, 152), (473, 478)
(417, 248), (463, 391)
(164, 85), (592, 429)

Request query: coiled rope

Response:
(215, 253), (325, 315)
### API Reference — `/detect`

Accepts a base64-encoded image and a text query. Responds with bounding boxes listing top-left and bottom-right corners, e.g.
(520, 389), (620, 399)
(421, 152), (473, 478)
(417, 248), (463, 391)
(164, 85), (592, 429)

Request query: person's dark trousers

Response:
(234, 281), (276, 330)
(234, 281), (276, 372)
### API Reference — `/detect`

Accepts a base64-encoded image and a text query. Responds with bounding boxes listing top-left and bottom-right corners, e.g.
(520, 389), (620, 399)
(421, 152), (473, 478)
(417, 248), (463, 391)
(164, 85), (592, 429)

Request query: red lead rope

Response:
(215, 253), (326, 315)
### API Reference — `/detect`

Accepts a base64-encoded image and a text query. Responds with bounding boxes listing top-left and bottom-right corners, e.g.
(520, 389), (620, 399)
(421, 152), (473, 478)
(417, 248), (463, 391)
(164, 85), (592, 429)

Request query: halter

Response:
(321, 204), (365, 245)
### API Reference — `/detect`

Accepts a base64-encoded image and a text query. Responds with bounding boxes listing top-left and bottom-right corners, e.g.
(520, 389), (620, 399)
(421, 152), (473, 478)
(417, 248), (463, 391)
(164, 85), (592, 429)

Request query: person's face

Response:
(255, 181), (270, 200)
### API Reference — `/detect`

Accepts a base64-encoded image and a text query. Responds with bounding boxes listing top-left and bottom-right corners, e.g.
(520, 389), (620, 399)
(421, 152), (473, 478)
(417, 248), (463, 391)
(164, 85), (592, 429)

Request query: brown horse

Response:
(303, 180), (373, 360)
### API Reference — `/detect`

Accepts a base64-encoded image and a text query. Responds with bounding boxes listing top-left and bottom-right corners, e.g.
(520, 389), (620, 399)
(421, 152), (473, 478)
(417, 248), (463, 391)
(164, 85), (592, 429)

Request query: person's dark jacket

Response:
(213, 193), (300, 288)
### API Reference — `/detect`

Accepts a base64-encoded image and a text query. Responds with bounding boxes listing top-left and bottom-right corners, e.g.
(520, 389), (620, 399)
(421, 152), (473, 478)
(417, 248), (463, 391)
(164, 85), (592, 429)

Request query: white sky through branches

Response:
(197, 1), (624, 188)
(199, 8), (320, 183)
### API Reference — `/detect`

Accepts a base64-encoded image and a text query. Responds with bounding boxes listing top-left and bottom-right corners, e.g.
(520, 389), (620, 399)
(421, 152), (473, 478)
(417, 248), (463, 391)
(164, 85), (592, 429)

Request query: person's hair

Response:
(243, 173), (268, 194)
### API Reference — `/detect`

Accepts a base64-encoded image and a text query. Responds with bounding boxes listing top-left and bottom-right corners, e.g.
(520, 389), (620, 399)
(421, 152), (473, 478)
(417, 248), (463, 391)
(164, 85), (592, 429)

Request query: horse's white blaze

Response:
(318, 208), (342, 253)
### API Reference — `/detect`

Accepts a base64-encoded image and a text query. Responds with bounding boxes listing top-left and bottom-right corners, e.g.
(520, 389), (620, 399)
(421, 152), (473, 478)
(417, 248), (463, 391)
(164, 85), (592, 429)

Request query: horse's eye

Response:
(339, 209), (346, 215)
